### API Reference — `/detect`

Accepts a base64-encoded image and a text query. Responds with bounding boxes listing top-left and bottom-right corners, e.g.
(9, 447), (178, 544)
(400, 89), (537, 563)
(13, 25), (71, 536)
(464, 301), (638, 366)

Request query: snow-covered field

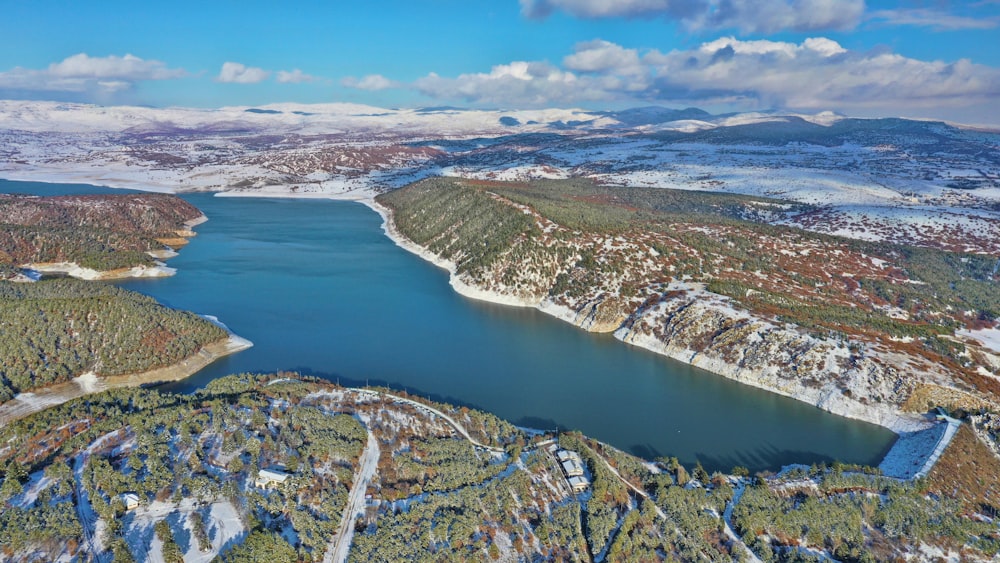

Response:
(123, 499), (245, 563)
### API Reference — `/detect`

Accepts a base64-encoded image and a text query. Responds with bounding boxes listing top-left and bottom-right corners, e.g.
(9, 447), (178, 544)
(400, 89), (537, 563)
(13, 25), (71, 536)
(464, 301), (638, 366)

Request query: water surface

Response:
(1, 179), (896, 472)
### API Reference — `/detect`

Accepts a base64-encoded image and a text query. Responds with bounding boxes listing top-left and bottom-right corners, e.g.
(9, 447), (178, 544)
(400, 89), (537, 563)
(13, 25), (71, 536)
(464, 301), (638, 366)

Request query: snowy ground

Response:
(123, 499), (245, 563)
(959, 328), (1000, 355)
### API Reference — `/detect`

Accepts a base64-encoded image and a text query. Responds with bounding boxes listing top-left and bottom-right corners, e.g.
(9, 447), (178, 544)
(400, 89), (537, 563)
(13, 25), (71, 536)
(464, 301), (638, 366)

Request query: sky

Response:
(1, 0), (998, 124)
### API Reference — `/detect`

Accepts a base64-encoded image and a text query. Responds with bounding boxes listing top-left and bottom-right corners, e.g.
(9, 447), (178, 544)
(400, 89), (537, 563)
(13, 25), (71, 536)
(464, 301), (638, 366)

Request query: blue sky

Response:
(1, 0), (998, 123)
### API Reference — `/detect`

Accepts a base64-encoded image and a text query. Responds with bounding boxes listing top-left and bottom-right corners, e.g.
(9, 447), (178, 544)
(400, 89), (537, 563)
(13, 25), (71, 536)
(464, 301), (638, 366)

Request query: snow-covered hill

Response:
(1, 100), (998, 253)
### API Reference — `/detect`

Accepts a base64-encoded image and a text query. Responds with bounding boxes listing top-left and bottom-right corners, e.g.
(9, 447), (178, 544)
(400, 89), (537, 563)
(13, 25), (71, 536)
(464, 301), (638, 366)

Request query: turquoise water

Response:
(1, 179), (895, 472)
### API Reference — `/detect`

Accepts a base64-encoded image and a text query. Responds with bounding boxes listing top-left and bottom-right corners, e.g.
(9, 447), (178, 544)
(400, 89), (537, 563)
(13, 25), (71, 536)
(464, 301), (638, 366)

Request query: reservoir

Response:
(2, 179), (896, 472)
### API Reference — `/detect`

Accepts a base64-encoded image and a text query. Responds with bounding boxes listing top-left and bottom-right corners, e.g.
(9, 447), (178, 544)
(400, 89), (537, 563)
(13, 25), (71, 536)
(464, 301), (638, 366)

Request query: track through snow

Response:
(324, 427), (380, 563)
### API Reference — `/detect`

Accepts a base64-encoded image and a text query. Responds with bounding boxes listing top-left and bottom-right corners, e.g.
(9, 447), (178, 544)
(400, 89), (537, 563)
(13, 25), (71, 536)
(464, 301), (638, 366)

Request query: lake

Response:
(1, 179), (896, 472)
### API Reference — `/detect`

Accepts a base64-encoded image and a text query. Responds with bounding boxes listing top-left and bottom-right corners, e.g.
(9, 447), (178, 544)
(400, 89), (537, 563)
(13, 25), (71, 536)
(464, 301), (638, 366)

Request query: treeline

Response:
(0, 223), (158, 271)
(490, 177), (812, 232)
(0, 193), (203, 235)
(377, 178), (537, 276)
(0, 279), (227, 401)
(733, 470), (1000, 561)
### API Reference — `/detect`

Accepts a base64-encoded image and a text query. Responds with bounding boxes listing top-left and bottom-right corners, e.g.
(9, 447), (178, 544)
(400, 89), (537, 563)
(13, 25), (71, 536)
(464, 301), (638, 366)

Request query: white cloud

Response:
(216, 62), (270, 84)
(402, 37), (1000, 119)
(696, 0), (865, 33)
(49, 53), (184, 80)
(341, 74), (398, 91)
(520, 0), (865, 33)
(867, 8), (999, 31)
(563, 40), (641, 72)
(642, 37), (1000, 111)
(413, 62), (597, 106)
(0, 53), (184, 94)
(276, 69), (318, 83)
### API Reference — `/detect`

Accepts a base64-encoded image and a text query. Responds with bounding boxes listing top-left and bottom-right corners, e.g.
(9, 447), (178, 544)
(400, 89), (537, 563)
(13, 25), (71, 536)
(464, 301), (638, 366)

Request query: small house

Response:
(567, 476), (590, 493)
(255, 468), (291, 489)
(119, 492), (140, 511)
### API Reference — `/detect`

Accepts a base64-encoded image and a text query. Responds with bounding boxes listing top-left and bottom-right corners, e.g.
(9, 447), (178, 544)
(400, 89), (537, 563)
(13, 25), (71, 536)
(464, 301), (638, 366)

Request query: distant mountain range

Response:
(0, 99), (997, 255)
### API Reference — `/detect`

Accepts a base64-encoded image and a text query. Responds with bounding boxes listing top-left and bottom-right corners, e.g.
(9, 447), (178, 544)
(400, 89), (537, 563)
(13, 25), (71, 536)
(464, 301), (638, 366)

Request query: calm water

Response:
(2, 179), (895, 472)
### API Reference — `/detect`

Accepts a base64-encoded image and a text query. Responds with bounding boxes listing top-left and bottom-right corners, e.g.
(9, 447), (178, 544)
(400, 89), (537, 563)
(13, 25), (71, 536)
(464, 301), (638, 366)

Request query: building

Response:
(118, 492), (140, 511)
(255, 468), (291, 489)
(553, 448), (589, 491)
(567, 476), (590, 493)
(556, 450), (581, 463)
(561, 459), (585, 477)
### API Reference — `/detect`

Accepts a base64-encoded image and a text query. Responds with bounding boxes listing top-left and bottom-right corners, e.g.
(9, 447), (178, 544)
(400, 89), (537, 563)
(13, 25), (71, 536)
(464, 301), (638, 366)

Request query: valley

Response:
(1, 101), (999, 561)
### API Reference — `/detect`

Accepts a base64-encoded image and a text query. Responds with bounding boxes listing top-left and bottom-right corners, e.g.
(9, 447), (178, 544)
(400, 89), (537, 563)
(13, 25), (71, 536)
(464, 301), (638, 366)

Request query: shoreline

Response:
(23, 261), (177, 280)
(1, 176), (209, 280)
(0, 333), (252, 425)
(1, 176), (933, 451)
(4, 174), (926, 435)
(364, 199), (928, 436)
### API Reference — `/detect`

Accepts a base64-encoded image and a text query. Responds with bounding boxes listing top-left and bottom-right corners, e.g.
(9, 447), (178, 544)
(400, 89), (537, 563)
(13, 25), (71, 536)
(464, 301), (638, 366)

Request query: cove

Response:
(1, 179), (896, 472)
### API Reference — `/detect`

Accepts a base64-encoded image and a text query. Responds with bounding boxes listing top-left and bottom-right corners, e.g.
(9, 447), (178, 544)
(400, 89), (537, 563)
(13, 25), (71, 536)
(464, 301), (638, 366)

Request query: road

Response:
(587, 448), (667, 520)
(721, 482), (764, 563)
(324, 428), (380, 563)
(363, 390), (505, 453)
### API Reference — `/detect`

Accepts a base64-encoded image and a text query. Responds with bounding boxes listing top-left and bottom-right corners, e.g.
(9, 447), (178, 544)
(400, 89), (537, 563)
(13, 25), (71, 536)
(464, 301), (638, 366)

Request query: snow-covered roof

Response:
(257, 468), (290, 482)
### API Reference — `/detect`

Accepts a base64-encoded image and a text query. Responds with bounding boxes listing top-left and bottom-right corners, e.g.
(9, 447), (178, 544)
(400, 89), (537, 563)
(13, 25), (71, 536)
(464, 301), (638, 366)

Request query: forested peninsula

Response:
(0, 192), (248, 414)
(0, 192), (205, 278)
(0, 280), (228, 402)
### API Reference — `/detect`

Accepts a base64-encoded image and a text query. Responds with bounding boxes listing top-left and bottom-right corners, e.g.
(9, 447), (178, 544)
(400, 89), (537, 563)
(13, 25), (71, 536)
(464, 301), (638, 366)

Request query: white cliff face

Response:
(611, 283), (930, 432)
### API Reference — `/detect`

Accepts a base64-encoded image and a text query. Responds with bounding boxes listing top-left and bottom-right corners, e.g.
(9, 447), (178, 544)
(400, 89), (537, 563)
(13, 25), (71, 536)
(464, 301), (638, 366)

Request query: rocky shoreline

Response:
(366, 199), (932, 435)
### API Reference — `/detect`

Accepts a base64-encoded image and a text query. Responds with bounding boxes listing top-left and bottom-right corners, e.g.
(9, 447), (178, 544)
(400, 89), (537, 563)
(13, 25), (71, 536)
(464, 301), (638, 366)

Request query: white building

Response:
(561, 459), (585, 477)
(567, 476), (590, 493)
(118, 492), (140, 511)
(255, 468), (291, 489)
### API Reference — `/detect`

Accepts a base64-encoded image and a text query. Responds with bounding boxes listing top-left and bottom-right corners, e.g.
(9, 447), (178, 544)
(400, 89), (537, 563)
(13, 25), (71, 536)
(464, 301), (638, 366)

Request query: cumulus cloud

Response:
(276, 69), (318, 83)
(48, 53), (184, 80)
(520, 0), (865, 33)
(413, 62), (599, 106)
(400, 37), (1000, 119)
(642, 37), (1000, 110)
(341, 74), (399, 91)
(216, 62), (270, 84)
(563, 40), (641, 73)
(0, 53), (184, 94)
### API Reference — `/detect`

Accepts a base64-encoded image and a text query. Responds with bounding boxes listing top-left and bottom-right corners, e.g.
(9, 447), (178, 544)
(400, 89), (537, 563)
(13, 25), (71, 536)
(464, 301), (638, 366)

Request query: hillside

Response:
(0, 193), (205, 277)
(2, 101), (998, 262)
(0, 279), (228, 403)
(0, 374), (996, 562)
(376, 178), (1000, 431)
